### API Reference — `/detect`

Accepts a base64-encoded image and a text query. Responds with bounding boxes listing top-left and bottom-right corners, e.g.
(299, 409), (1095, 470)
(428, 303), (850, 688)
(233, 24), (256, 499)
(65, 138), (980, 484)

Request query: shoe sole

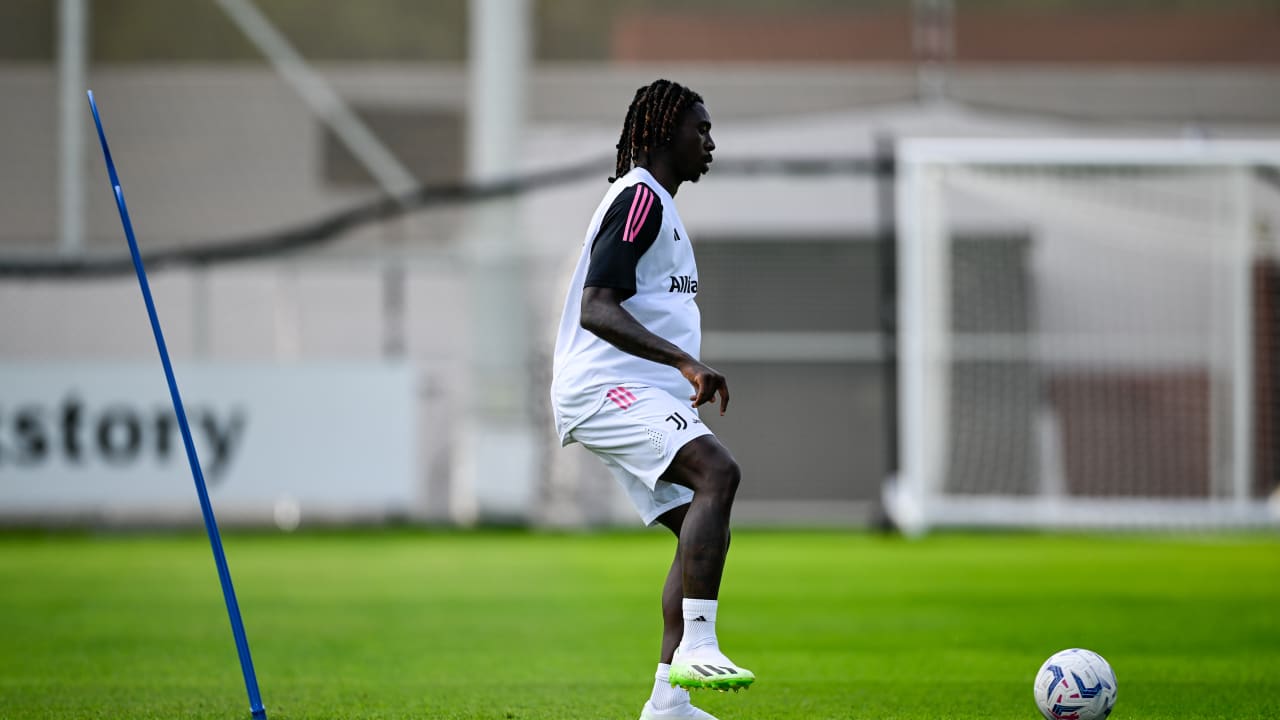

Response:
(669, 665), (755, 692)
(639, 711), (717, 720)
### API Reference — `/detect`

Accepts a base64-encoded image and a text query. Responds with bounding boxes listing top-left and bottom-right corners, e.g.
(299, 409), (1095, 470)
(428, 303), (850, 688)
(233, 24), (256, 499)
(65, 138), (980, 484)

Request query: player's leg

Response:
(563, 386), (748, 697)
(661, 437), (754, 692)
(655, 504), (688, 663)
(660, 436), (739, 599)
(653, 504), (733, 662)
(640, 504), (719, 719)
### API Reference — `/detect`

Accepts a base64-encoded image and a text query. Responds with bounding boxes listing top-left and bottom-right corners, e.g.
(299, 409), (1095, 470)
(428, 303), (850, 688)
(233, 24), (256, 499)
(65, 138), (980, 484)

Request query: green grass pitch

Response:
(1, 529), (1277, 719)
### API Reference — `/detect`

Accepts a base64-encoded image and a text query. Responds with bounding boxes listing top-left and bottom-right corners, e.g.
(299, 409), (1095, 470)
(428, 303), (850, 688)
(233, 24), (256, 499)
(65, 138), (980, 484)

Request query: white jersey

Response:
(551, 167), (702, 443)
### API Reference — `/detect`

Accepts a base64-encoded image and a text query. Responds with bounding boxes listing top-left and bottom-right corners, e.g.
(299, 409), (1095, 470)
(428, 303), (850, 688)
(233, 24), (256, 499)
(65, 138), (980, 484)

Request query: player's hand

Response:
(678, 359), (730, 415)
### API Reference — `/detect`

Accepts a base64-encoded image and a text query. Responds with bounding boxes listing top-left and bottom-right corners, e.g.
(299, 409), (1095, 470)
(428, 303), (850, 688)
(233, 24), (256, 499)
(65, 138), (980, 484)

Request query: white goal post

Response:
(886, 139), (1280, 533)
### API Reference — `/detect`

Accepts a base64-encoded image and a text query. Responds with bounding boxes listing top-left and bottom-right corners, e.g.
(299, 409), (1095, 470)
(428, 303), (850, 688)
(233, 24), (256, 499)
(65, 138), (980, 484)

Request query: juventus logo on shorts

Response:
(665, 411), (703, 430)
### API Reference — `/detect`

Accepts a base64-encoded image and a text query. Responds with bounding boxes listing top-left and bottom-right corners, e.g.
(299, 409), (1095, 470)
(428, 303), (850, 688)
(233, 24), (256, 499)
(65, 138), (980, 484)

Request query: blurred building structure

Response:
(0, 1), (1278, 527)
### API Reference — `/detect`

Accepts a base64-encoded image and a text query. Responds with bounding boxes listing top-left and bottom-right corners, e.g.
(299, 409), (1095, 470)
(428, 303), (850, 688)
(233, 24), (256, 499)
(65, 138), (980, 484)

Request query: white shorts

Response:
(565, 384), (714, 526)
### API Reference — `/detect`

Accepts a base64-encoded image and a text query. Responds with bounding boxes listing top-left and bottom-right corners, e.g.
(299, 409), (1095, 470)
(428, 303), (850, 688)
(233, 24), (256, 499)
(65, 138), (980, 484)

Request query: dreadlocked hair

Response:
(609, 79), (704, 183)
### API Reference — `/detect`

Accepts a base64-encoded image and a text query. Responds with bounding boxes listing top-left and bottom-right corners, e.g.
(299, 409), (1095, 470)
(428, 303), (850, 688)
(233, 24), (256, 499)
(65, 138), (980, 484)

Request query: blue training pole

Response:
(86, 90), (268, 720)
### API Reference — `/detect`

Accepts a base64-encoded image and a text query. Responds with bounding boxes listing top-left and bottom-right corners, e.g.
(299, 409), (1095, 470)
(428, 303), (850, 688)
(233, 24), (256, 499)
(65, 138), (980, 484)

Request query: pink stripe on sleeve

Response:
(621, 185), (646, 243)
(625, 186), (655, 244)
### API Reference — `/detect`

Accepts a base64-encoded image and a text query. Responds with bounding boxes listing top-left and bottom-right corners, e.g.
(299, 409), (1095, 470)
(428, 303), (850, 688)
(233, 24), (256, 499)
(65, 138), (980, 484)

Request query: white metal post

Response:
(891, 158), (926, 533)
(57, 0), (88, 256)
(891, 153), (949, 535)
(452, 0), (536, 524)
(918, 164), (951, 525)
(1230, 167), (1255, 506)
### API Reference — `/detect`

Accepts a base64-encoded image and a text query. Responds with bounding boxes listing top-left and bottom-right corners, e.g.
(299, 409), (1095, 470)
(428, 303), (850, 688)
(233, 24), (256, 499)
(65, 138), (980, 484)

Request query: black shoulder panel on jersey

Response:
(583, 182), (664, 296)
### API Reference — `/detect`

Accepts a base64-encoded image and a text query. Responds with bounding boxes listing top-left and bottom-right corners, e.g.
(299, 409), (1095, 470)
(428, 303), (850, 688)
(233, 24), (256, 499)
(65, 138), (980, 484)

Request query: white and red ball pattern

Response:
(1033, 648), (1118, 720)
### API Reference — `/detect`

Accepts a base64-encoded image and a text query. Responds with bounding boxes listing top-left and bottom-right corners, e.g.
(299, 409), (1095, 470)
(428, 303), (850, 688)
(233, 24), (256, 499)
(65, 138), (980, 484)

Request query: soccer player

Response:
(550, 79), (753, 720)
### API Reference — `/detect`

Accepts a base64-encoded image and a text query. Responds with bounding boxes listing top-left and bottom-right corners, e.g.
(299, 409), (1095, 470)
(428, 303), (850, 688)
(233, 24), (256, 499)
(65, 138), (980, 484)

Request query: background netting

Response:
(897, 151), (1280, 529)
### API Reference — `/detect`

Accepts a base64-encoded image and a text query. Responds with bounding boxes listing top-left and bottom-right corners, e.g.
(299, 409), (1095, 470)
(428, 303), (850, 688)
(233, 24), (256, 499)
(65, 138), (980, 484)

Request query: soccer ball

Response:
(1033, 648), (1118, 720)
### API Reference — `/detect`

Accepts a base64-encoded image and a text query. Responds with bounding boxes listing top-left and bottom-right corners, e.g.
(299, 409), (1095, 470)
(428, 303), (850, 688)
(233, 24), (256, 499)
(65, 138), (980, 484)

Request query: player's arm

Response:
(581, 287), (728, 414)
(579, 184), (729, 414)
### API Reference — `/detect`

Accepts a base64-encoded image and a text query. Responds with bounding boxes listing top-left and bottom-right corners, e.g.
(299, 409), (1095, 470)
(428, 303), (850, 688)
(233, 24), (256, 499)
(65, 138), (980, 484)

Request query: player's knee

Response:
(668, 437), (740, 499)
(702, 452), (740, 502)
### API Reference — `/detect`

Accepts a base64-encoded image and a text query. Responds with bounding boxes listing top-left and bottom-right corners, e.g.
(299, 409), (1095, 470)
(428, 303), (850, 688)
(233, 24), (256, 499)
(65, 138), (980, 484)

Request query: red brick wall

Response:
(612, 9), (1280, 63)
(612, 13), (913, 63)
(956, 10), (1280, 63)
(1049, 373), (1210, 498)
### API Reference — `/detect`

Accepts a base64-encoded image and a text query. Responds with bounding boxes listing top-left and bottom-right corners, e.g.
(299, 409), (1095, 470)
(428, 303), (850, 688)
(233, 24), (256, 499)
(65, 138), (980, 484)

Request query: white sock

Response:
(650, 663), (689, 711)
(679, 598), (718, 651)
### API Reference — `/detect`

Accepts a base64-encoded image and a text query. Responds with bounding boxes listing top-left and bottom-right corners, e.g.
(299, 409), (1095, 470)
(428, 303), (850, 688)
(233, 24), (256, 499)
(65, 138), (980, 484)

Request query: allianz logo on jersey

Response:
(668, 275), (698, 293)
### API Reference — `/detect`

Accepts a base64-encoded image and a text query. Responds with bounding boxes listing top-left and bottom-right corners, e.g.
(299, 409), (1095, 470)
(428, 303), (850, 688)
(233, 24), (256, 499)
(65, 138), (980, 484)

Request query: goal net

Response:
(886, 139), (1280, 533)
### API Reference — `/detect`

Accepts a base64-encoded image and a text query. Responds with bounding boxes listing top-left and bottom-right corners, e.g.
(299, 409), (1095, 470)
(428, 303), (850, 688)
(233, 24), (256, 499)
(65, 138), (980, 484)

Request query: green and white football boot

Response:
(669, 645), (755, 692)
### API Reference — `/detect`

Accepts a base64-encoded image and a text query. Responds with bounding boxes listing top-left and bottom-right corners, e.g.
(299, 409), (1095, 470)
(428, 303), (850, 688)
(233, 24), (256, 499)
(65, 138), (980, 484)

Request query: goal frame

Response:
(886, 138), (1280, 534)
